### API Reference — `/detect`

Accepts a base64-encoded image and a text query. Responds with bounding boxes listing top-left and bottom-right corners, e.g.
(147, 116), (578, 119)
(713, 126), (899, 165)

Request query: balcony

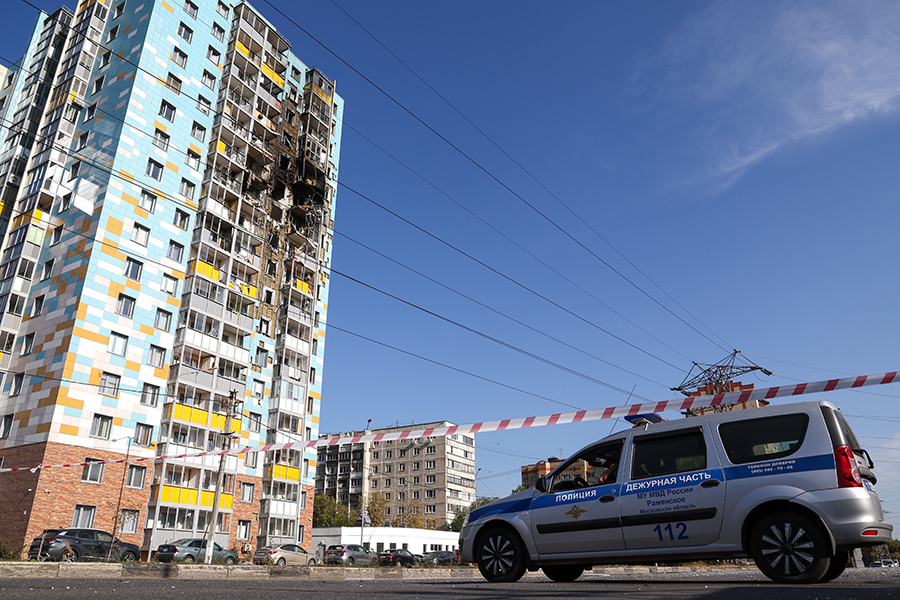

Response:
(199, 196), (236, 222)
(275, 332), (310, 355)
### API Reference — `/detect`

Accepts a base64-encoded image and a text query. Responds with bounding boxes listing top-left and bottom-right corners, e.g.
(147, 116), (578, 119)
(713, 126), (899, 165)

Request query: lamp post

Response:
(108, 436), (134, 561)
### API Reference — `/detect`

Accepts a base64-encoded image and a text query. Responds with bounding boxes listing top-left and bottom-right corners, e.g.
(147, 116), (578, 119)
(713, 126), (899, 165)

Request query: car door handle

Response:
(701, 479), (720, 488)
(599, 494), (616, 503)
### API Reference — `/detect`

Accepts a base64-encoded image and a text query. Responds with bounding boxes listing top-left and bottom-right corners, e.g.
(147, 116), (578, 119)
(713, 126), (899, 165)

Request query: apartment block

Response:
(317, 422), (477, 528)
(0, 0), (342, 558)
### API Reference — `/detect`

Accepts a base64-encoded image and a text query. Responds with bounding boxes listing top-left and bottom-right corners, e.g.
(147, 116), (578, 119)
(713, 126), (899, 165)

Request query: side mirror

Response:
(534, 477), (546, 493)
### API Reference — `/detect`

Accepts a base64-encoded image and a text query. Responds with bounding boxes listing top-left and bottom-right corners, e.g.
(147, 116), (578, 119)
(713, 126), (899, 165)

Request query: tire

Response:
(475, 527), (527, 583)
(121, 551), (137, 562)
(225, 556), (236, 565)
(543, 564), (586, 582)
(820, 551), (850, 582)
(307, 558), (316, 565)
(276, 557), (286, 567)
(182, 554), (195, 563)
(347, 557), (355, 566)
(750, 512), (831, 584)
(61, 549), (79, 563)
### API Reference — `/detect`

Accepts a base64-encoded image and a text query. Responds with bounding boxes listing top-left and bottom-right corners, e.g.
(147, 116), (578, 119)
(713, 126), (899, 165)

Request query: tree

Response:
(450, 496), (498, 532)
(366, 492), (389, 527)
(509, 484), (530, 495)
(313, 494), (356, 528)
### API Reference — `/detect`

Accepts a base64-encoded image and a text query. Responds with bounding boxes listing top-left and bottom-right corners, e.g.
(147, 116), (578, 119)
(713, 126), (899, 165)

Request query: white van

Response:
(459, 400), (891, 584)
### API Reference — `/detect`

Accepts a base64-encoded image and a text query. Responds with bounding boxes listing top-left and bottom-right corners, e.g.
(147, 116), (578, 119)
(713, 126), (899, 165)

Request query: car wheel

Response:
(307, 558), (317, 565)
(182, 554), (195, 563)
(819, 551), (850, 582)
(121, 551), (137, 562)
(276, 557), (286, 567)
(750, 512), (831, 583)
(475, 527), (527, 583)
(542, 564), (586, 582)
(347, 557), (355, 566)
(225, 556), (236, 565)
(61, 549), (79, 563)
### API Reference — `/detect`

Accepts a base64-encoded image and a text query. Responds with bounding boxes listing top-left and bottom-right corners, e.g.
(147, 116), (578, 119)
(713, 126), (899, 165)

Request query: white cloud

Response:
(638, 0), (900, 191)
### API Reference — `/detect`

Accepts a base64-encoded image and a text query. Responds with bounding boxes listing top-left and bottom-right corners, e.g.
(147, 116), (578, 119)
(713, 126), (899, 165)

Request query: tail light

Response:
(834, 445), (862, 488)
(267, 551), (277, 556)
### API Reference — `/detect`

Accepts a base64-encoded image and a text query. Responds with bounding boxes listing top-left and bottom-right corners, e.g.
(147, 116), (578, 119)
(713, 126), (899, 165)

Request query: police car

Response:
(459, 400), (892, 584)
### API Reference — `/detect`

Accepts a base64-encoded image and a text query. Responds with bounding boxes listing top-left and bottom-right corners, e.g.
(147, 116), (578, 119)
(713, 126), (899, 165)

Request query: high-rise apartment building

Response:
(317, 422), (477, 528)
(0, 0), (342, 558)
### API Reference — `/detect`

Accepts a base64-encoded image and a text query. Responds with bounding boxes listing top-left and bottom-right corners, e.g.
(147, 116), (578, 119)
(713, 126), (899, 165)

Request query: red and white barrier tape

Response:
(1, 370), (896, 474)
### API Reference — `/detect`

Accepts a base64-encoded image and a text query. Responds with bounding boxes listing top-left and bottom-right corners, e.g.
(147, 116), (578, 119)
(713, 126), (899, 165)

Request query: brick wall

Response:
(0, 443), (44, 553)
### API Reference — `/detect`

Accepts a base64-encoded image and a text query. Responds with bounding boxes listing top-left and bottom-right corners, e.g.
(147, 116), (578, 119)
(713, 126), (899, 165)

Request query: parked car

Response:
(156, 538), (238, 564)
(253, 543), (317, 566)
(324, 544), (377, 566)
(868, 560), (896, 567)
(28, 528), (140, 562)
(377, 548), (416, 567)
(422, 550), (458, 566)
(460, 400), (892, 585)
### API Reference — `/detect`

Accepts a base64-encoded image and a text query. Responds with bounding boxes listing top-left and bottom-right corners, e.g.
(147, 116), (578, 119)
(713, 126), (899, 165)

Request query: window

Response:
(631, 429), (706, 481)
(12, 373), (23, 395)
(130, 224), (149, 246)
(166, 73), (182, 95)
(206, 46), (220, 65)
(196, 95), (211, 115)
(162, 274), (178, 296)
(426, 474), (435, 484)
(425, 489), (436, 499)
(217, 1), (228, 17)
(190, 122), (205, 141)
(167, 241), (184, 263)
(32, 295), (44, 317)
(185, 150), (200, 170)
(123, 258), (143, 282)
(72, 505), (96, 528)
(81, 458), (104, 483)
(154, 308), (172, 330)
(426, 446), (436, 455)
(41, 259), (54, 281)
(1, 414), (13, 438)
(425, 505), (436, 514)
(244, 451), (257, 468)
(237, 519), (251, 540)
(310, 367), (316, 385)
(100, 51), (111, 68)
(77, 132), (88, 150)
(413, 462), (420, 471)
(92, 75), (104, 94)
(152, 128), (170, 151)
(179, 178), (195, 200)
(135, 423), (153, 446)
(719, 414), (809, 465)
(240, 482), (255, 502)
(258, 318), (270, 336)
(114, 2), (125, 18)
(148, 345), (166, 368)
(174, 209), (190, 230)
(60, 192), (72, 212)
(146, 159), (163, 181)
(108, 25), (119, 42)
(247, 412), (261, 432)
(385, 450), (392, 459)
(177, 22), (193, 42)
(51, 226), (63, 245)
(85, 104), (96, 121)
(118, 509), (139, 534)
(252, 379), (263, 399)
(412, 491), (419, 500)
(212, 23), (225, 41)
(98, 373), (120, 399)
(202, 70), (216, 89)
(183, 0), (198, 18)
(172, 47), (188, 68)
(91, 413), (114, 440)
(116, 293), (135, 317)
(70, 160), (81, 180)
(21, 333), (35, 355)
(125, 464), (146, 488)
(159, 100), (176, 121)
(141, 383), (160, 407)
(426, 460), (436, 469)
(413, 448), (420, 456)
(107, 332), (128, 356)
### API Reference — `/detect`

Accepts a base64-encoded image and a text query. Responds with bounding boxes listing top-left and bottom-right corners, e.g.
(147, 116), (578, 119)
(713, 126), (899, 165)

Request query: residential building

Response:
(0, 0), (342, 558)
(316, 422), (477, 527)
(520, 456), (603, 488)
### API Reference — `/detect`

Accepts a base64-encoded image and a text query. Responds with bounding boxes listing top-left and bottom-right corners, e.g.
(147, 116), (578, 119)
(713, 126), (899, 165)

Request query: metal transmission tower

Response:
(673, 351), (772, 416)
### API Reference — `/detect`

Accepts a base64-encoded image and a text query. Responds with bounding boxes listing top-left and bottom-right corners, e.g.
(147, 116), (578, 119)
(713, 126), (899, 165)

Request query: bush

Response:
(0, 537), (24, 561)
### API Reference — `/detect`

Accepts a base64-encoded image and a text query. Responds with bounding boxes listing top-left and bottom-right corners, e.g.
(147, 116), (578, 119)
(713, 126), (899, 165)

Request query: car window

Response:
(631, 428), (706, 480)
(549, 441), (622, 492)
(77, 531), (95, 539)
(97, 532), (113, 543)
(214, 542), (223, 551)
(189, 540), (203, 548)
(718, 414), (809, 465)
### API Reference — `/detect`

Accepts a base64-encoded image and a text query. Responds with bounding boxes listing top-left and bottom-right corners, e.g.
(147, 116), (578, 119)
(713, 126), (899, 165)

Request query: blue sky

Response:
(6, 1), (899, 531)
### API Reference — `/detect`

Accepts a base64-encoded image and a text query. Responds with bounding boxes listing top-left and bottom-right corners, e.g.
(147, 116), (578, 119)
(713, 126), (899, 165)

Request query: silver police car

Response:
(459, 400), (891, 584)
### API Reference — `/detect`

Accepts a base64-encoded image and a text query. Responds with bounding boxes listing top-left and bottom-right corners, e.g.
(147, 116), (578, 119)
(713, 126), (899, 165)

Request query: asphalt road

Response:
(2, 568), (899, 600)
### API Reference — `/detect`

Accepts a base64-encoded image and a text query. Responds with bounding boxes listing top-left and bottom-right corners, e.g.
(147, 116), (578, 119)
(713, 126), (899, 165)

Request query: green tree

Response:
(509, 484), (530, 495)
(313, 494), (356, 527)
(450, 496), (498, 532)
(366, 492), (389, 527)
